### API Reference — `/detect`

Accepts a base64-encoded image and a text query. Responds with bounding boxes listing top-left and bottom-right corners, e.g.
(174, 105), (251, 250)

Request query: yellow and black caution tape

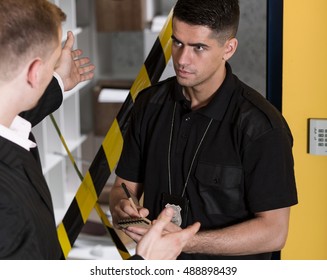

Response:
(50, 114), (131, 259)
(55, 9), (173, 259)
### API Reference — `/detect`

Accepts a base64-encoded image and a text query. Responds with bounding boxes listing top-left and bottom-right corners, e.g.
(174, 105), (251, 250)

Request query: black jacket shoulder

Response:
(135, 77), (177, 106)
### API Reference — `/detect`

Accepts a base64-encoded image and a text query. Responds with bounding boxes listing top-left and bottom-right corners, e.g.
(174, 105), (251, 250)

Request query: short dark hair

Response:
(173, 0), (240, 41)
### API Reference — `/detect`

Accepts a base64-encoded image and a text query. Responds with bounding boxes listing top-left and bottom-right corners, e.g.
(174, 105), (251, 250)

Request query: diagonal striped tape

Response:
(50, 114), (131, 259)
(56, 10), (173, 259)
(94, 204), (131, 260)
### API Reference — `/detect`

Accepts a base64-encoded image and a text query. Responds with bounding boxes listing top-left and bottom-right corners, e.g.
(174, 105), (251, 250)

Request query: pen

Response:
(121, 183), (139, 213)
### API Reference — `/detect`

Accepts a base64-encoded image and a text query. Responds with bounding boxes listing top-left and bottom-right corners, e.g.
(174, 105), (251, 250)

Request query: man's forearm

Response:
(183, 208), (290, 256)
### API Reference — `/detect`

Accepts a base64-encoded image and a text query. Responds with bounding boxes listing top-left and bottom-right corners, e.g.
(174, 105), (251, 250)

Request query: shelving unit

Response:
(32, 0), (89, 224)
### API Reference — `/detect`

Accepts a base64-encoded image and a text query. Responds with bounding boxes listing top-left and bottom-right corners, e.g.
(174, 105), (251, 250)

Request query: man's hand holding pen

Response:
(116, 183), (184, 244)
(110, 182), (149, 227)
(109, 180), (200, 256)
(108, 182), (151, 242)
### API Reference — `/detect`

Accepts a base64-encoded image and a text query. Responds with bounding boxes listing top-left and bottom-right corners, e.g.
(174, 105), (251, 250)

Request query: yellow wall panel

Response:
(282, 0), (327, 259)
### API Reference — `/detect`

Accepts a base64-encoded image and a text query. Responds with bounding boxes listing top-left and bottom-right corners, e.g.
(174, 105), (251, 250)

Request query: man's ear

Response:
(26, 58), (42, 88)
(223, 38), (238, 61)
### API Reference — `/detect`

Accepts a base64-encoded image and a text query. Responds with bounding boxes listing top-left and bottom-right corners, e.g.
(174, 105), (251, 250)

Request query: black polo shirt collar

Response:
(171, 63), (237, 121)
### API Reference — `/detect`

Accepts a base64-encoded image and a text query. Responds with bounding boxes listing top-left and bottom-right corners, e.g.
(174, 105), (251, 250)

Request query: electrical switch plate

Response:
(308, 118), (327, 155)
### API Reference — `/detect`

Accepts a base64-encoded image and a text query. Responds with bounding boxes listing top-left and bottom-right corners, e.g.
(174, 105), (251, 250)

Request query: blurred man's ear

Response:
(26, 58), (42, 88)
(223, 38), (238, 61)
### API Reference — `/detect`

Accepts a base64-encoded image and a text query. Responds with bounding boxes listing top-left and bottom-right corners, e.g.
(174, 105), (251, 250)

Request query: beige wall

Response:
(282, 0), (327, 259)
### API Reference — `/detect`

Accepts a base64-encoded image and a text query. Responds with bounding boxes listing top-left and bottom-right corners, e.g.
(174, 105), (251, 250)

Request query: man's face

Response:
(171, 18), (229, 91)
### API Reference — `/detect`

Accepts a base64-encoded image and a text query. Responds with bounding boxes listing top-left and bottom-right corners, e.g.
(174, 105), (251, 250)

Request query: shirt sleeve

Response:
(19, 77), (63, 127)
(115, 105), (144, 183)
(243, 127), (298, 212)
(53, 72), (65, 93)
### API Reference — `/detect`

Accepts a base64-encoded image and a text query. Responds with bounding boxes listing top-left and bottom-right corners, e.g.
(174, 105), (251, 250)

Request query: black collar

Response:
(172, 63), (238, 121)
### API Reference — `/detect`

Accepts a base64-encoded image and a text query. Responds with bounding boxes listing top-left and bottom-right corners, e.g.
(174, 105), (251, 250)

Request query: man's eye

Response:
(195, 45), (205, 51)
(173, 40), (182, 47)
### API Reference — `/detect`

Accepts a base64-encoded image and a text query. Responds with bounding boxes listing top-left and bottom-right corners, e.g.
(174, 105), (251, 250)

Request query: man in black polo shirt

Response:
(109, 0), (298, 259)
